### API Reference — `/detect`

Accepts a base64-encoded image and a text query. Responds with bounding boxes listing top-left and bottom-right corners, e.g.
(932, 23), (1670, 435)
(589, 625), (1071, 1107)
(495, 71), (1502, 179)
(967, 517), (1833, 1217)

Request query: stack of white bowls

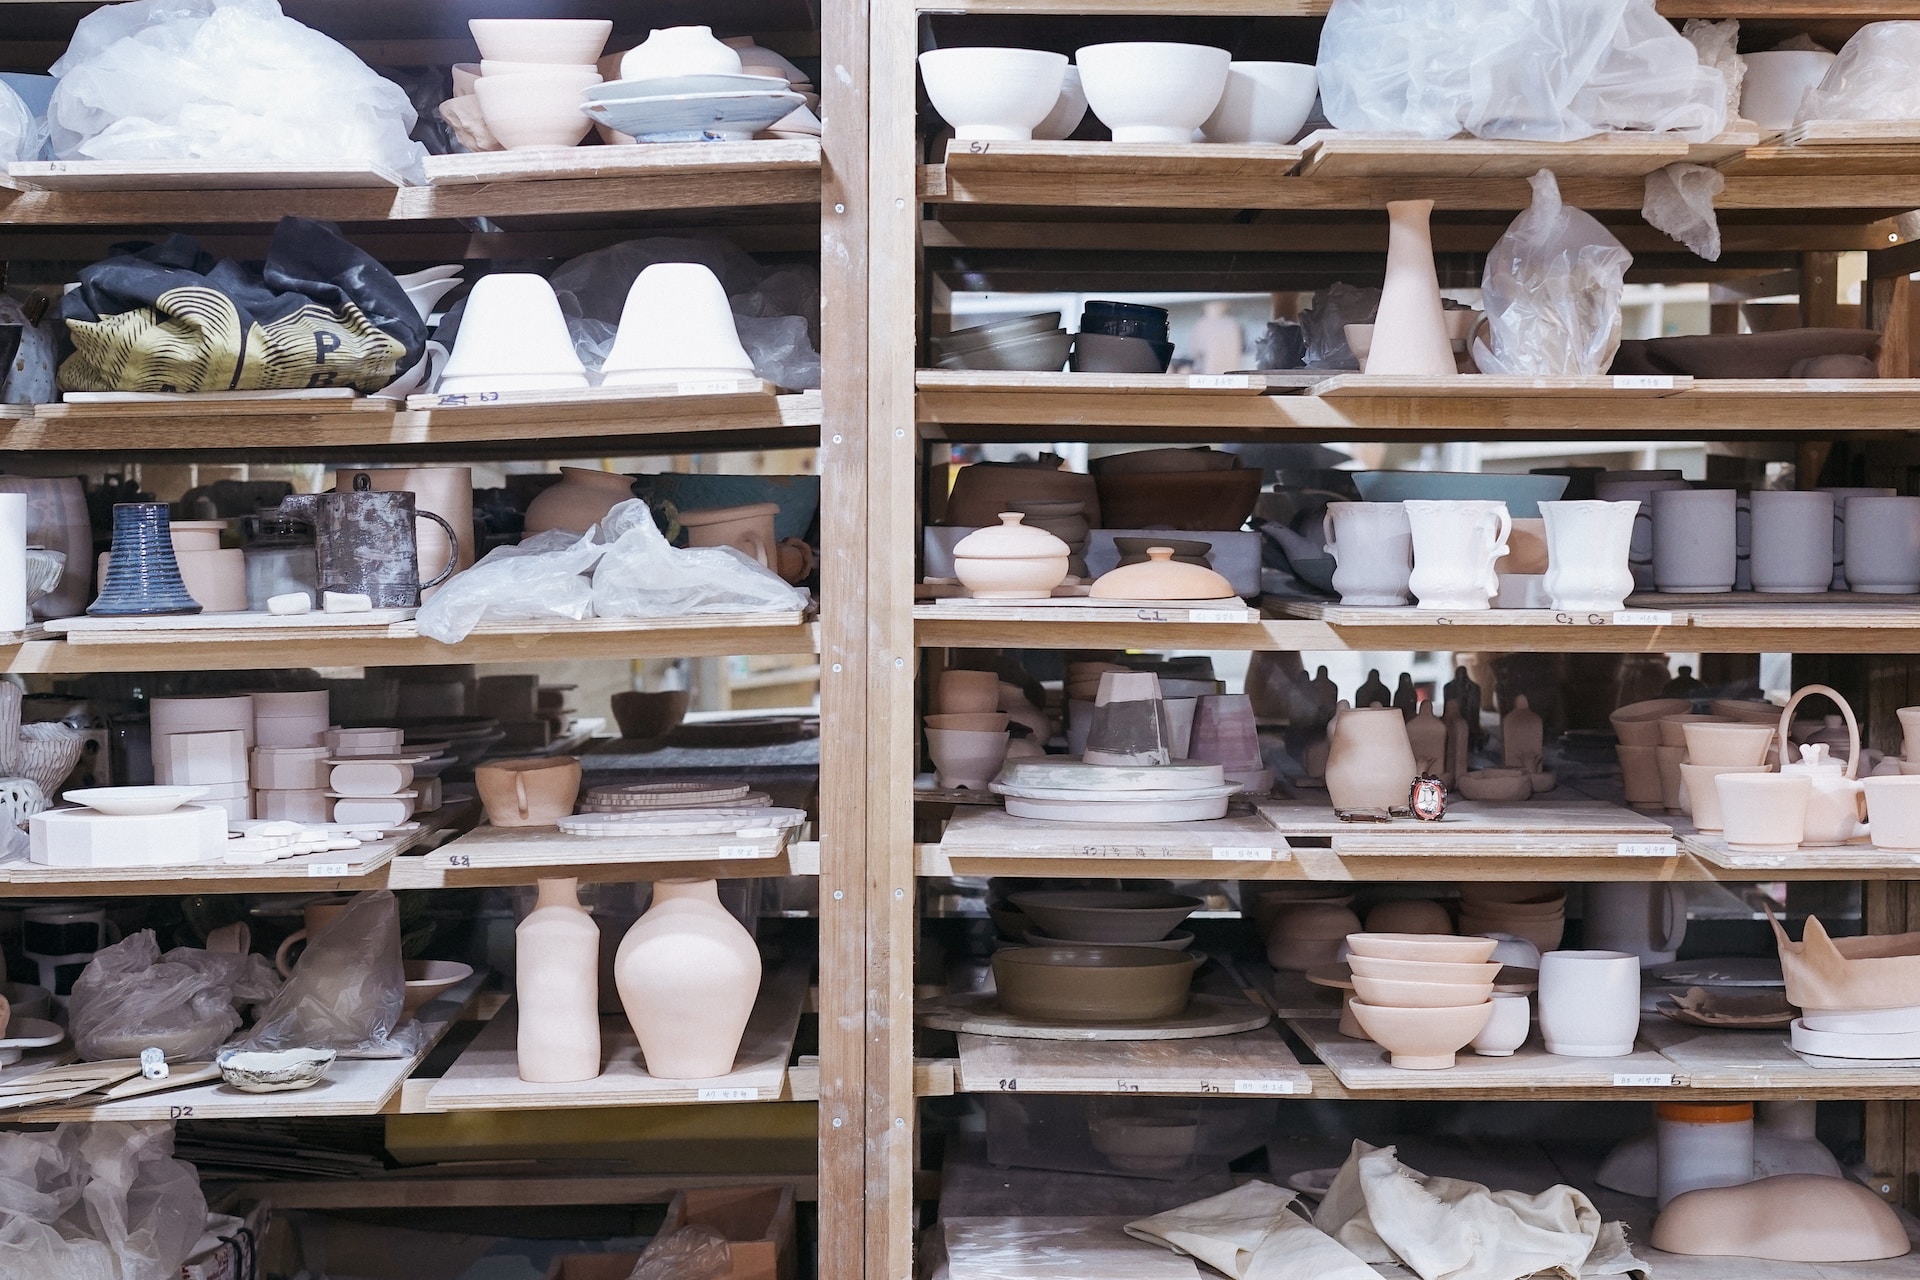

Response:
(443, 20), (611, 152)
(1345, 933), (1500, 1070)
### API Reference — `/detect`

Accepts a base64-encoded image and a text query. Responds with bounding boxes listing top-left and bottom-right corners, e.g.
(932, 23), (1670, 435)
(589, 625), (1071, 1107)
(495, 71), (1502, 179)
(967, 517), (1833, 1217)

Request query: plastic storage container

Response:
(984, 1093), (1276, 1181)
(1656, 1101), (1754, 1207)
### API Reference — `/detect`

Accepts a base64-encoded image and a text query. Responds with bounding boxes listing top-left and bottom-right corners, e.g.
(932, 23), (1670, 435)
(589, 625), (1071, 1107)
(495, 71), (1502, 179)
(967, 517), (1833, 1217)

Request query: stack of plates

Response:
(557, 806), (804, 837)
(1790, 1004), (1920, 1060)
(580, 780), (772, 812)
(583, 74), (803, 142)
(932, 313), (1069, 372)
(989, 757), (1235, 823)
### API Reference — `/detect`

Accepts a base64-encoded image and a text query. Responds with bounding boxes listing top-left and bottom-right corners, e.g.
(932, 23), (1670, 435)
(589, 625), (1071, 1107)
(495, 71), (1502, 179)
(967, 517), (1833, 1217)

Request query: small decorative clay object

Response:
(1472, 992), (1531, 1056)
(1089, 547), (1233, 600)
(601, 263), (756, 387)
(524, 467), (635, 535)
(1324, 501), (1413, 606)
(1364, 899), (1453, 935)
(991, 944), (1198, 1023)
(1367, 199), (1455, 376)
(516, 878), (602, 1083)
(1355, 669), (1391, 710)
(1538, 949), (1640, 1057)
(437, 273), (588, 397)
(1683, 721), (1775, 767)
(1349, 999), (1493, 1069)
(1441, 702), (1469, 787)
(1458, 768), (1534, 802)
(1652, 1175), (1907, 1262)
(468, 18), (612, 64)
(1402, 703), (1448, 779)
(1201, 60), (1317, 144)
(1324, 706), (1417, 816)
(88, 503), (200, 616)
(620, 26), (742, 81)
(1390, 674), (1417, 721)
(1075, 41), (1230, 143)
(1405, 500), (1511, 610)
(474, 68), (602, 150)
(216, 1047), (336, 1093)
(1082, 670), (1169, 767)
(476, 756), (583, 827)
(953, 513), (1070, 599)
(1540, 499), (1638, 613)
(925, 727), (1009, 789)
(917, 47), (1069, 141)
(1499, 694), (1544, 773)
(615, 878), (762, 1078)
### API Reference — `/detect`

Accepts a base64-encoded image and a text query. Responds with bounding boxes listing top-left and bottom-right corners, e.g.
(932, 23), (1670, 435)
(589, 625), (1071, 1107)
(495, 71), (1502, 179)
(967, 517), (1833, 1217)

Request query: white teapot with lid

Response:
(1775, 684), (1865, 845)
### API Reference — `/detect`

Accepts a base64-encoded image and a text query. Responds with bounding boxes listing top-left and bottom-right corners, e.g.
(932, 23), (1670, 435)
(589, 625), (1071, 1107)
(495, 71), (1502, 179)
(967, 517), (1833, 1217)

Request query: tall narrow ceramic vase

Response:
(1366, 199), (1455, 377)
(615, 878), (762, 1079)
(88, 503), (201, 616)
(516, 877), (602, 1083)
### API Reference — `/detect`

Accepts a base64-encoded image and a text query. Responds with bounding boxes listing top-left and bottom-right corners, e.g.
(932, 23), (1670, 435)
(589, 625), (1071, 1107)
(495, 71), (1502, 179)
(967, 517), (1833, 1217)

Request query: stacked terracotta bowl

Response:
(445, 20), (612, 152)
(1345, 933), (1499, 1070)
(925, 669), (1011, 790)
(991, 890), (1204, 1023)
(1457, 884), (1566, 952)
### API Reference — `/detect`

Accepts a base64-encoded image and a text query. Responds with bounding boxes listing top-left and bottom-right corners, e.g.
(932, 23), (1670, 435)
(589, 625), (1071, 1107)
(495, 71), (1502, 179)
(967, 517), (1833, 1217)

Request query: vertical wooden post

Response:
(1868, 271), (1913, 380)
(1866, 881), (1915, 1207)
(1801, 251), (1842, 328)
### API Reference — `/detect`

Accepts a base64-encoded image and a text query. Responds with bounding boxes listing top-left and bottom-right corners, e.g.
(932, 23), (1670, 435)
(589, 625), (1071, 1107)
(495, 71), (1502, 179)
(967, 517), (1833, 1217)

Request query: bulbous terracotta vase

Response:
(516, 877), (602, 1083)
(1366, 199), (1456, 377)
(1325, 705), (1418, 813)
(615, 878), (762, 1079)
(524, 467), (637, 535)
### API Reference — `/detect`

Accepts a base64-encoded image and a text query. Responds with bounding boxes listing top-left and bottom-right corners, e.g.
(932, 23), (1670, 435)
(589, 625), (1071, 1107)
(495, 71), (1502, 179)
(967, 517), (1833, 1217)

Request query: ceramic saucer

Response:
(63, 785), (207, 816)
(586, 73), (789, 102)
(583, 89), (805, 142)
(0, 1017), (65, 1065)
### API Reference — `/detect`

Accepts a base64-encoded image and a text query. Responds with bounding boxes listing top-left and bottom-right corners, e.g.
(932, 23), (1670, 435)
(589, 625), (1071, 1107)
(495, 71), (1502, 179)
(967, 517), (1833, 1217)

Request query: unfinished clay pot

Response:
(991, 944), (1197, 1023)
(1089, 547), (1233, 600)
(1717, 772), (1812, 853)
(1501, 695), (1544, 772)
(1008, 889), (1200, 944)
(1364, 899), (1453, 936)
(925, 727), (1010, 789)
(476, 756), (582, 827)
(1651, 1175), (1908, 1262)
(1265, 901), (1362, 972)
(1769, 910), (1920, 1013)
(1683, 721), (1775, 767)
(524, 467), (634, 535)
(615, 878), (761, 1079)
(1366, 199), (1454, 377)
(1610, 698), (1694, 747)
(1083, 670), (1169, 767)
(1347, 934), (1498, 964)
(938, 670), (1001, 715)
(515, 877), (601, 1083)
(1324, 706), (1417, 815)
(1680, 763), (1769, 832)
(1349, 999), (1492, 1069)
(953, 513), (1070, 599)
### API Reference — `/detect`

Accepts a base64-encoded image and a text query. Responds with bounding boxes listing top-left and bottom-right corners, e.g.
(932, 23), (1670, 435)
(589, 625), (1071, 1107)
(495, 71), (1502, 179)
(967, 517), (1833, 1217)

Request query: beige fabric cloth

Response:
(1314, 1141), (1645, 1280)
(1125, 1181), (1381, 1280)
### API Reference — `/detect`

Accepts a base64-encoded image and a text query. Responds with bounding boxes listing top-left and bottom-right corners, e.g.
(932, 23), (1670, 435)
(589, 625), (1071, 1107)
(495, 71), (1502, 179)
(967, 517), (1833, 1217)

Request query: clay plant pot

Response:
(1716, 772), (1812, 853)
(1610, 697), (1695, 747)
(678, 502), (779, 569)
(1202, 60), (1317, 144)
(1325, 706), (1417, 814)
(1364, 899), (1453, 935)
(1679, 763), (1768, 832)
(1682, 720), (1775, 767)
(990, 944), (1198, 1023)
(1265, 901), (1362, 972)
(1076, 42), (1230, 143)
(1349, 999), (1493, 1069)
(1472, 992), (1532, 1057)
(938, 669), (1001, 714)
(925, 726), (1009, 789)
(476, 756), (583, 827)
(1007, 889), (1200, 943)
(438, 274), (588, 396)
(610, 689), (690, 740)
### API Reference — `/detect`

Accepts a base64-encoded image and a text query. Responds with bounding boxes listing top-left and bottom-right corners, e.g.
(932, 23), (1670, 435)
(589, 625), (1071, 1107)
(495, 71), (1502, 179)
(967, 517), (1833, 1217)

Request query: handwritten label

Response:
(717, 844), (763, 858)
(965, 140), (992, 154)
(1612, 610), (1674, 626)
(1612, 1073), (1674, 1087)
(307, 863), (349, 877)
(168, 1105), (195, 1119)
(1187, 374), (1253, 389)
(1188, 609), (1249, 623)
(1616, 841), (1678, 858)
(446, 853), (472, 868)
(996, 1077), (1020, 1091)
(1234, 1079), (1297, 1095)
(676, 380), (740, 396)
(698, 1087), (757, 1101)
(1213, 846), (1275, 860)
(1612, 375), (1675, 391)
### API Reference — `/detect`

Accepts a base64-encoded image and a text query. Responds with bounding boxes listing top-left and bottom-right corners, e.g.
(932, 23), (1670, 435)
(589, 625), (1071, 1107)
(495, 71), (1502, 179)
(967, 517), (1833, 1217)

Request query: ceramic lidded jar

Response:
(621, 26), (743, 80)
(952, 513), (1070, 599)
(1325, 706), (1418, 815)
(516, 877), (602, 1083)
(615, 878), (762, 1079)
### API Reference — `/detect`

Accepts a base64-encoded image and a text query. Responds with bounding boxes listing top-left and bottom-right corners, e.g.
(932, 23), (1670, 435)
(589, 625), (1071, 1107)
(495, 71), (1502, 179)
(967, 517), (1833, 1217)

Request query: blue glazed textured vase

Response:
(87, 503), (202, 616)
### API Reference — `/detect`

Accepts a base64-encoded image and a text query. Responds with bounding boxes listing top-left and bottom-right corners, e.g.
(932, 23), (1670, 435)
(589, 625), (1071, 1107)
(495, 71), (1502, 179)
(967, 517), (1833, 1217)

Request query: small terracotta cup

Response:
(476, 755), (582, 827)
(938, 669), (1001, 714)
(1716, 772), (1812, 853)
(1679, 763), (1769, 831)
(1682, 720), (1776, 767)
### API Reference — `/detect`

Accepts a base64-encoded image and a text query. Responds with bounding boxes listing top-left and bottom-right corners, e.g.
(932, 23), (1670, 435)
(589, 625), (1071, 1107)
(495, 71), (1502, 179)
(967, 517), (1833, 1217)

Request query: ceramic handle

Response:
(1321, 508), (1340, 565)
(737, 528), (774, 569)
(417, 510), (461, 589)
(1629, 505), (1653, 569)
(1735, 496), (1752, 567)
(1776, 682), (1861, 778)
(514, 772), (531, 821)
(275, 928), (308, 979)
(1652, 884), (1687, 954)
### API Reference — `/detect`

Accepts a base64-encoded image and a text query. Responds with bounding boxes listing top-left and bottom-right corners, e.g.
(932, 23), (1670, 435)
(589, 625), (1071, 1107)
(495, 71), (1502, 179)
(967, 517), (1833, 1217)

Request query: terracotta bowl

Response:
(1458, 768), (1533, 802)
(611, 689), (690, 740)
(1350, 999), (1493, 1069)
(1347, 954), (1502, 984)
(1364, 899), (1454, 935)
(1008, 889), (1202, 943)
(925, 712), (1010, 732)
(1267, 936), (1346, 972)
(1610, 698), (1694, 747)
(1346, 933), (1498, 964)
(1266, 901), (1362, 941)
(1248, 885), (1356, 934)
(402, 960), (474, 1017)
(991, 945), (1198, 1023)
(1351, 975), (1495, 1008)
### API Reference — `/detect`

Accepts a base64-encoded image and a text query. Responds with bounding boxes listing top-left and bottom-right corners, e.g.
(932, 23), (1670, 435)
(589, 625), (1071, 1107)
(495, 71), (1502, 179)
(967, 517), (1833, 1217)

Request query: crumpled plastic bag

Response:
(592, 499), (809, 619)
(1473, 170), (1632, 376)
(549, 237), (823, 389)
(236, 889), (414, 1057)
(626, 1226), (732, 1280)
(1684, 19), (1744, 124)
(68, 931), (281, 1062)
(0, 81), (44, 163)
(417, 528), (604, 644)
(1799, 21), (1920, 124)
(47, 0), (427, 182)
(0, 1122), (206, 1280)
(1643, 162), (1725, 259)
(1298, 283), (1380, 370)
(1318, 0), (1728, 143)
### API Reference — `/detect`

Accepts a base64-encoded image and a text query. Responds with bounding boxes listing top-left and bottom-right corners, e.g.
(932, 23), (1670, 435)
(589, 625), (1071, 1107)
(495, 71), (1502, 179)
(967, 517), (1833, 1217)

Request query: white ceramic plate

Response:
(555, 806), (807, 838)
(1791, 1017), (1920, 1060)
(587, 73), (789, 102)
(63, 785), (208, 816)
(0, 1017), (65, 1065)
(1001, 792), (1233, 823)
(583, 90), (804, 142)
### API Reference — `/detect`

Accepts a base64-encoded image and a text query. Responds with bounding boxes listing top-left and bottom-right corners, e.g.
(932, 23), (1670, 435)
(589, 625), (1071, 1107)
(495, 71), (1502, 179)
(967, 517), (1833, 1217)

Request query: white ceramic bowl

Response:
(468, 18), (612, 65)
(601, 263), (755, 387)
(1034, 66), (1088, 140)
(1740, 50), (1837, 131)
(1202, 61), (1317, 144)
(480, 57), (597, 79)
(1077, 42), (1231, 144)
(438, 273), (588, 395)
(474, 69), (601, 150)
(919, 47), (1069, 142)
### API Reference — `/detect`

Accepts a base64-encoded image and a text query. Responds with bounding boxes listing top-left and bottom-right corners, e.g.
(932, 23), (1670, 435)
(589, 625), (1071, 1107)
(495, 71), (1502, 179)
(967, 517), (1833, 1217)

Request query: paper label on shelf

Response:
(1187, 609), (1251, 623)
(1616, 841), (1678, 858)
(1213, 846), (1275, 860)
(1612, 375), (1675, 390)
(1187, 375), (1253, 389)
(1233, 1079), (1297, 1094)
(1612, 610), (1673, 626)
(430, 391), (502, 406)
(676, 380), (742, 397)
(717, 844), (765, 858)
(307, 863), (350, 877)
(697, 1087), (758, 1101)
(1612, 1073), (1674, 1087)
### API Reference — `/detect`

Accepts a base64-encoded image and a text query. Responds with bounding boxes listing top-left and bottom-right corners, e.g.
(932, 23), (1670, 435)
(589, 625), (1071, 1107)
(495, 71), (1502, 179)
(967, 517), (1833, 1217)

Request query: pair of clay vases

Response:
(517, 877), (761, 1082)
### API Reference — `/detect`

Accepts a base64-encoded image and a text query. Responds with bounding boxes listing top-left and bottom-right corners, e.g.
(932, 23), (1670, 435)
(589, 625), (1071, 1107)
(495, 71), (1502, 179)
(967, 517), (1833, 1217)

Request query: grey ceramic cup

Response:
(1821, 486), (1896, 588)
(1650, 488), (1736, 593)
(1748, 490), (1835, 593)
(1843, 495), (1920, 594)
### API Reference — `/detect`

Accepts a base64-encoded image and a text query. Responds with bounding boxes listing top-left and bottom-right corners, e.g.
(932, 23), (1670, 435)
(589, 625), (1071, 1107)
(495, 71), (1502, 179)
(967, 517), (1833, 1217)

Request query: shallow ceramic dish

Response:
(583, 89), (804, 141)
(1346, 954), (1502, 984)
(1345, 933), (1499, 964)
(1353, 470), (1567, 519)
(1026, 927), (1194, 951)
(1789, 1018), (1920, 1060)
(944, 329), (1071, 372)
(64, 785), (208, 816)
(990, 944), (1199, 1022)
(216, 1046), (337, 1093)
(1351, 975), (1496, 1008)
(0, 1017), (63, 1065)
(587, 73), (788, 102)
(403, 959), (475, 1017)
(1009, 889), (1203, 943)
(1348, 999), (1493, 1069)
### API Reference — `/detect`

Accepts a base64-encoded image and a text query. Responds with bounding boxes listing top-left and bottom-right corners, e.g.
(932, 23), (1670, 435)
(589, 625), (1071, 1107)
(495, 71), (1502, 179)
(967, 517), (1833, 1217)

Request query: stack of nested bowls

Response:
(1073, 301), (1174, 374)
(452, 19), (611, 151)
(1457, 883), (1566, 952)
(933, 313), (1071, 372)
(1009, 889), (1201, 948)
(992, 889), (1205, 1022)
(1345, 933), (1499, 1069)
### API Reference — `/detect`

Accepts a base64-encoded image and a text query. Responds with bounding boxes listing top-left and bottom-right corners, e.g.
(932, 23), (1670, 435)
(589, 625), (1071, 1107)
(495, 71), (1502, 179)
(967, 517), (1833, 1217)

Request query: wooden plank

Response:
(952, 1026), (1310, 1096)
(920, 993), (1271, 1042)
(0, 825), (415, 894)
(915, 0), (1909, 14)
(1294, 1016), (1687, 1092)
(50, 608), (415, 641)
(51, 389), (368, 411)
(917, 370), (1269, 395)
(1276, 598), (1920, 634)
(1297, 130), (1688, 179)
(1310, 374), (1692, 398)
(423, 961), (807, 1111)
(1641, 1019), (1920, 1092)
(1255, 798), (1676, 858)
(6, 160), (406, 190)
(406, 378), (776, 415)
(941, 138), (1303, 189)
(1683, 831), (1920, 873)
(422, 140), (819, 187)
(937, 805), (1289, 866)
(397, 820), (791, 886)
(924, 599), (1256, 624)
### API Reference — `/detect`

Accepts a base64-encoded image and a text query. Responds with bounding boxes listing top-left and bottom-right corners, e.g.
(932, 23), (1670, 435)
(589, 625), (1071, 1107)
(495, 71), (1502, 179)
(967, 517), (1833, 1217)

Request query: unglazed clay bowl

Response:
(1349, 998), (1492, 1069)
(1088, 1114), (1198, 1171)
(610, 689), (690, 740)
(439, 93), (502, 152)
(1682, 720), (1776, 767)
(217, 1047), (337, 1093)
(1034, 65), (1088, 140)
(991, 944), (1198, 1023)
(1009, 889), (1202, 943)
(1347, 954), (1502, 984)
(1027, 927), (1194, 951)
(953, 551), (1068, 598)
(1458, 767), (1534, 802)
(926, 727), (1010, 790)
(1351, 975), (1495, 1008)
(925, 712), (1011, 732)
(1739, 50), (1839, 131)
(474, 69), (601, 150)
(468, 18), (613, 64)
(917, 46), (1068, 142)
(1076, 41), (1230, 143)
(1609, 697), (1695, 747)
(1345, 933), (1498, 964)
(1364, 899), (1454, 935)
(1202, 60), (1317, 144)
(402, 959), (474, 1017)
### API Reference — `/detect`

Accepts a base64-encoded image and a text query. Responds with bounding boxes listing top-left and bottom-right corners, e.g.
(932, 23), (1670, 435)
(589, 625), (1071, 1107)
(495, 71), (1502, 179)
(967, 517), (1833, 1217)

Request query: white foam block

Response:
(29, 804), (226, 866)
(267, 592), (313, 615)
(164, 729), (249, 786)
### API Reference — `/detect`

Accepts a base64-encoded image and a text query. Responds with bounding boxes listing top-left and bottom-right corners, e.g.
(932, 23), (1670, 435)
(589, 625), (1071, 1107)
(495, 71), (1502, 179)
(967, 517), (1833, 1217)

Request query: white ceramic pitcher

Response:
(1323, 501), (1412, 606)
(1405, 499), (1511, 610)
(1540, 500), (1637, 613)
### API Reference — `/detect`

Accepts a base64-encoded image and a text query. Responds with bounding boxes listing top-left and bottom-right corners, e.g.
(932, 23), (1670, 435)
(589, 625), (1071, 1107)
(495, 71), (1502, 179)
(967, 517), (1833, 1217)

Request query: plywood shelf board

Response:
(6, 160), (407, 190)
(1296, 130), (1690, 179)
(936, 805), (1290, 865)
(1682, 832), (1920, 872)
(421, 139), (819, 187)
(422, 960), (807, 1111)
(1638, 1019), (1920, 1092)
(922, 600), (1257, 624)
(1254, 798), (1674, 857)
(0, 830), (400, 894)
(395, 821), (792, 887)
(1308, 374), (1694, 398)
(951, 1026), (1311, 1095)
(1293, 1017), (1686, 1092)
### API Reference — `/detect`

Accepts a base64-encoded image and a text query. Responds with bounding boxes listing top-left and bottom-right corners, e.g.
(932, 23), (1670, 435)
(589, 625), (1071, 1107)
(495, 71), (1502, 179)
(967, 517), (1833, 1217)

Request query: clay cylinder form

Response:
(516, 877), (603, 1083)
(615, 879), (762, 1079)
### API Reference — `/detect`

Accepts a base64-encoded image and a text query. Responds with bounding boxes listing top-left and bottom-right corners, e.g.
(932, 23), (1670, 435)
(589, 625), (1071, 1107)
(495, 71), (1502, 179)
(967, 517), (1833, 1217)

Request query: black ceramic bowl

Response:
(1082, 300), (1170, 324)
(1080, 312), (1170, 343)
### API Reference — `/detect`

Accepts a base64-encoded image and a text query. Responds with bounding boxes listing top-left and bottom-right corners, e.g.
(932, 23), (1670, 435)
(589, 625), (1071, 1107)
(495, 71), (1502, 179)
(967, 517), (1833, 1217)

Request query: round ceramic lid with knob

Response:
(952, 512), (1071, 559)
(1089, 546), (1233, 599)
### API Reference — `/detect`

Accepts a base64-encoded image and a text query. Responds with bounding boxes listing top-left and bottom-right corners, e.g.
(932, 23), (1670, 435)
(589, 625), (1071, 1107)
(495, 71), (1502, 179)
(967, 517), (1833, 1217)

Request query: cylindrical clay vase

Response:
(615, 878), (762, 1079)
(516, 877), (602, 1083)
(1365, 198), (1455, 377)
(1325, 705), (1418, 813)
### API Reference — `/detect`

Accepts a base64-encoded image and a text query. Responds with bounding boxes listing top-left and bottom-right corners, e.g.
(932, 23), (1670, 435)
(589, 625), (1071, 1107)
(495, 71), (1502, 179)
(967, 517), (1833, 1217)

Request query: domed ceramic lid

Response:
(1089, 547), (1233, 599)
(953, 512), (1070, 560)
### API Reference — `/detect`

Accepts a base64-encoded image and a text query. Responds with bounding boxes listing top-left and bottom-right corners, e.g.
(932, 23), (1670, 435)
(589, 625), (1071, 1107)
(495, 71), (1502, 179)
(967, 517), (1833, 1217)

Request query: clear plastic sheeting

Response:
(0, 1122), (207, 1280)
(625, 1226), (733, 1280)
(415, 528), (603, 645)
(68, 931), (281, 1062)
(236, 889), (415, 1058)
(1472, 170), (1632, 376)
(1317, 0), (1728, 142)
(46, 0), (428, 182)
(1683, 19), (1744, 124)
(1798, 22), (1920, 124)
(592, 499), (810, 619)
(1642, 162), (1725, 260)
(1298, 283), (1380, 370)
(0, 81), (43, 163)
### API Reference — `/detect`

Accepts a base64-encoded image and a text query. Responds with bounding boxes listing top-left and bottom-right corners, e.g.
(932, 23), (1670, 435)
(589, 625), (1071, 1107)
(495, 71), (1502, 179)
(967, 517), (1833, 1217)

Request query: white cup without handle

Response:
(1538, 949), (1641, 1058)
(1821, 486), (1896, 589)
